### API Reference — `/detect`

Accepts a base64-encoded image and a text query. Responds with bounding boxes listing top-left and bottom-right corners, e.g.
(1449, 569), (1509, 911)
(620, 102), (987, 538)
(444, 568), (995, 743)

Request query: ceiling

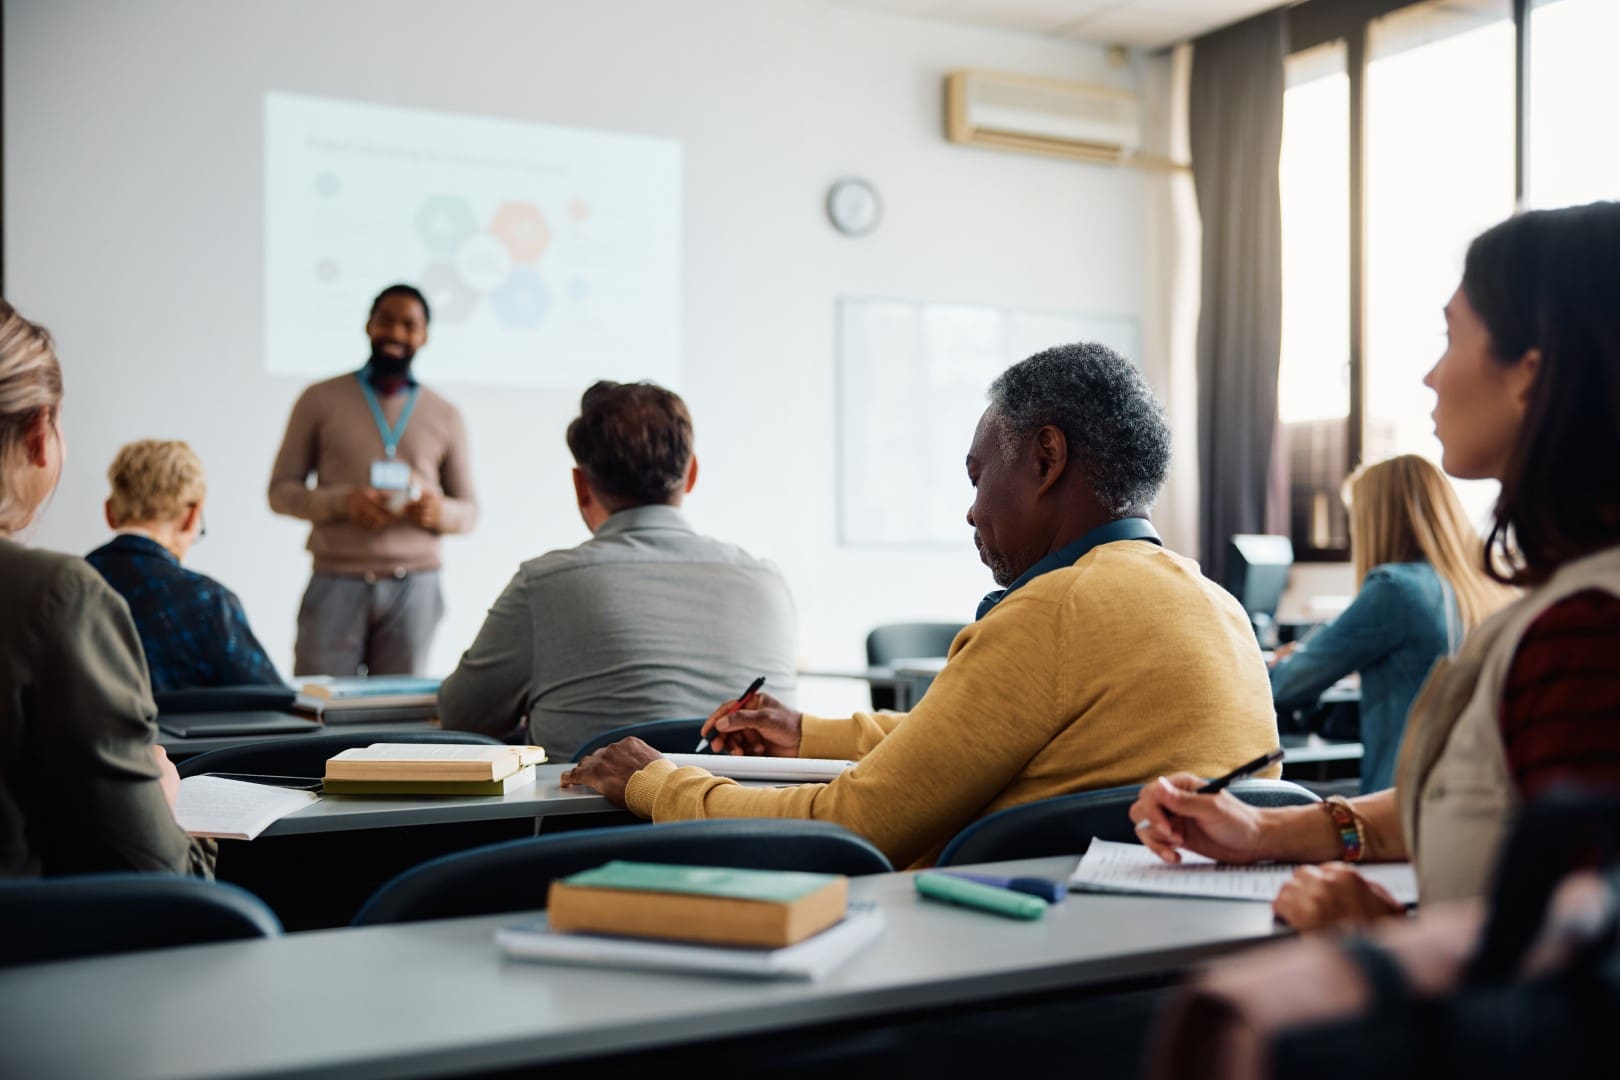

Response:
(831, 0), (1291, 49)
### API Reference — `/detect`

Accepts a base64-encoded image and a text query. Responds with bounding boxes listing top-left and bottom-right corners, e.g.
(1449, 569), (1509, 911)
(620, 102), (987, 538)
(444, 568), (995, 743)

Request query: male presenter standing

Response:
(269, 284), (478, 676)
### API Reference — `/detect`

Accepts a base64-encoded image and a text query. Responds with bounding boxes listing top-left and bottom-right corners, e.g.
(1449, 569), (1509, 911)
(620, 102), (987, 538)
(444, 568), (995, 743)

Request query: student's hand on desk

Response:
(404, 491), (442, 531)
(1130, 774), (1269, 865)
(1273, 863), (1403, 930)
(561, 737), (662, 807)
(702, 692), (802, 757)
(345, 488), (396, 530)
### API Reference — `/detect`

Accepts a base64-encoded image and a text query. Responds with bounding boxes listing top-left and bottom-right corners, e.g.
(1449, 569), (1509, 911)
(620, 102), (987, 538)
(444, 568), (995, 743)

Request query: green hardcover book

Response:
(547, 861), (849, 947)
(321, 765), (536, 797)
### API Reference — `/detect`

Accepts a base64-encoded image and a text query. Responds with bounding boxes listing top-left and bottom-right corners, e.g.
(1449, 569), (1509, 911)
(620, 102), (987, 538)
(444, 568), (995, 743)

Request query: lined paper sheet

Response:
(175, 776), (317, 840)
(1069, 840), (1419, 904)
(661, 755), (854, 782)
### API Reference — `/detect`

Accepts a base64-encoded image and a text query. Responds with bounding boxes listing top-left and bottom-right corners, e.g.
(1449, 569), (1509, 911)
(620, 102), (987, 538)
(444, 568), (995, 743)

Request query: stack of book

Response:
(322, 743), (547, 796)
(295, 676), (441, 725)
(496, 860), (884, 980)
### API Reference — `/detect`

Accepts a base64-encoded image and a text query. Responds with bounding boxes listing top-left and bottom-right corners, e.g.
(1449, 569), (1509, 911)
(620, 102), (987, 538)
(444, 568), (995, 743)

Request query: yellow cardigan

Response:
(625, 542), (1281, 868)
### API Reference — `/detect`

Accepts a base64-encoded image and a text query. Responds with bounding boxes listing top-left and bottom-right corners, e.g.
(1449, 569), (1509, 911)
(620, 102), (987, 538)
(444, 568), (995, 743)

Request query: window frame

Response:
(1276, 0), (1532, 561)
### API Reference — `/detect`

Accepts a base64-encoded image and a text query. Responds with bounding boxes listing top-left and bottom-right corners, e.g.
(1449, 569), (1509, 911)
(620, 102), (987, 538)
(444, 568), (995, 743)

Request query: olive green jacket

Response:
(0, 538), (214, 877)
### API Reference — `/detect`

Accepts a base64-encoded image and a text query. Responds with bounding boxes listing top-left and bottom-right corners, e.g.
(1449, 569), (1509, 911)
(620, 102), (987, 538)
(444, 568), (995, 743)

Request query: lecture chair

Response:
(0, 873), (281, 967)
(865, 621), (964, 711)
(572, 717), (706, 761)
(175, 729), (502, 779)
(935, 779), (1320, 867)
(352, 819), (894, 925)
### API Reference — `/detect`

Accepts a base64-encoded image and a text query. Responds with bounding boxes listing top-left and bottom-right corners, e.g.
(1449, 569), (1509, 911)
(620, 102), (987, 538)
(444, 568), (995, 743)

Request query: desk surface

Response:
(256, 764), (616, 837)
(0, 856), (1281, 1080)
(158, 718), (440, 758)
(1280, 733), (1363, 765)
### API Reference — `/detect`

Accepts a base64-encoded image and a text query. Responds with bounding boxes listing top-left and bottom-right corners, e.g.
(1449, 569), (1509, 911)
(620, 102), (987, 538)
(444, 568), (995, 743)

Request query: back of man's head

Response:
(107, 439), (206, 526)
(988, 342), (1171, 516)
(566, 380), (693, 507)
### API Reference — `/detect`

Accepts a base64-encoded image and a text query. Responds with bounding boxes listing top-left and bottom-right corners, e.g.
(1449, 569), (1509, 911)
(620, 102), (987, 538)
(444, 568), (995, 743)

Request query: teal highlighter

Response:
(914, 871), (1049, 920)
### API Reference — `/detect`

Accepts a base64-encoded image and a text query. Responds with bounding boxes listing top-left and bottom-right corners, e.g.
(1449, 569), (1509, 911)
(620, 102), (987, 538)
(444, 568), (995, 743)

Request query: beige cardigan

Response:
(1396, 544), (1620, 904)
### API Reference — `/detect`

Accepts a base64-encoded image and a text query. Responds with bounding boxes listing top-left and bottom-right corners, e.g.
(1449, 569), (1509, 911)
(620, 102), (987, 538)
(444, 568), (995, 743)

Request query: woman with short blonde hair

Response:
(105, 438), (207, 528)
(1269, 453), (1515, 793)
(0, 298), (212, 877)
(88, 439), (283, 693)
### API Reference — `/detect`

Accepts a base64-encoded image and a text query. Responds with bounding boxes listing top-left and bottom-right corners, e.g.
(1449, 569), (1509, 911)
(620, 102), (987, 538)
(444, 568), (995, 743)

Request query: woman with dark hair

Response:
(1130, 200), (1620, 931)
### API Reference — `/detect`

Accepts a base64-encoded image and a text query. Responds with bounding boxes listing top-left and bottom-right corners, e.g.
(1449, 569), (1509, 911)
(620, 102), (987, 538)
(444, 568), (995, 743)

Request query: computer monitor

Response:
(1224, 534), (1294, 647)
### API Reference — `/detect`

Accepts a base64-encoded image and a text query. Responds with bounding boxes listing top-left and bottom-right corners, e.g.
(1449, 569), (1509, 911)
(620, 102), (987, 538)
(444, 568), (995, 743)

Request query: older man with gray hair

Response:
(565, 342), (1280, 870)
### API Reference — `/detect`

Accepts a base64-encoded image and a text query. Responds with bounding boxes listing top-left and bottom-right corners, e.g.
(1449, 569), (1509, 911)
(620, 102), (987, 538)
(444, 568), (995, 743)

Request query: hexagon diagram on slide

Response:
(415, 196), (479, 260)
(489, 269), (550, 329)
(420, 263), (479, 325)
(490, 201), (551, 264)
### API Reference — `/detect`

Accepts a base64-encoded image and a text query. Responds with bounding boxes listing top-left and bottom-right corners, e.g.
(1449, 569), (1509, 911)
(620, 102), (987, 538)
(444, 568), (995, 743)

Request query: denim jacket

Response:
(1271, 561), (1460, 793)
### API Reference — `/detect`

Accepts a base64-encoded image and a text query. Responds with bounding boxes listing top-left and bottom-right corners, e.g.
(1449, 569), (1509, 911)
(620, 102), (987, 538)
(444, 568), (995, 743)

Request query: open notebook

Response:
(660, 754), (854, 783)
(1069, 840), (1419, 905)
(175, 776), (318, 840)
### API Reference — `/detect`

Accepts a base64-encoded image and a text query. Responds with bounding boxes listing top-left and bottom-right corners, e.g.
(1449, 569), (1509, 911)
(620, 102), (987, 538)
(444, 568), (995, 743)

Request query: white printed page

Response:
(329, 744), (545, 763)
(175, 777), (318, 841)
(1069, 840), (1418, 905)
(661, 755), (854, 782)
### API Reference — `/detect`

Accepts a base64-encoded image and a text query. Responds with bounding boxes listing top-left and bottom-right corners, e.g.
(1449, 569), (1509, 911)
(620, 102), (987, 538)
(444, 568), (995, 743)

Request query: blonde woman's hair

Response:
(1345, 454), (1516, 631)
(107, 439), (207, 525)
(0, 300), (64, 533)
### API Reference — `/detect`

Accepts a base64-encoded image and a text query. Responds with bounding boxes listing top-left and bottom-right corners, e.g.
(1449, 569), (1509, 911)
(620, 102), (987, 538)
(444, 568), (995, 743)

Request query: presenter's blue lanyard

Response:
(356, 371), (419, 460)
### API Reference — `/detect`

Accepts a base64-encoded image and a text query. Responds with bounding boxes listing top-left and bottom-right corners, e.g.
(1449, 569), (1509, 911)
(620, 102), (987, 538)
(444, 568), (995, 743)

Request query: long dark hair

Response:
(1463, 201), (1620, 586)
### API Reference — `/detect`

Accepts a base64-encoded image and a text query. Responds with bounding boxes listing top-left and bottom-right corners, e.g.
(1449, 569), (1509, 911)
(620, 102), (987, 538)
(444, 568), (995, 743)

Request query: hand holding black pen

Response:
(1127, 749), (1287, 867)
(694, 677), (766, 753)
(696, 683), (804, 758)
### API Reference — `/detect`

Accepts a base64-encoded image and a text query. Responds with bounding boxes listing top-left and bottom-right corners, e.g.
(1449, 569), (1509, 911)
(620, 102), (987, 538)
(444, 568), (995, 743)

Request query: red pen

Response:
(694, 676), (766, 753)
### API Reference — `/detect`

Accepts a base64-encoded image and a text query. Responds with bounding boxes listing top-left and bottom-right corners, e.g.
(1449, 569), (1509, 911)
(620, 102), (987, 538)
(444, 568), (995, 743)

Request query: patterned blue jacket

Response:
(85, 534), (285, 692)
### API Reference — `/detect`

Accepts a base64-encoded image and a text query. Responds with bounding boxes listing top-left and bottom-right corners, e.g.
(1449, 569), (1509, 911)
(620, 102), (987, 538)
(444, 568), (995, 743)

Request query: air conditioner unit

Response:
(946, 69), (1142, 166)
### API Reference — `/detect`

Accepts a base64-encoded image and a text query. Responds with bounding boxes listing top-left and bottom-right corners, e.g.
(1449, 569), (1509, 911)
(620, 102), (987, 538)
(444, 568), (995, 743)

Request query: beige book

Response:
(323, 743), (546, 782)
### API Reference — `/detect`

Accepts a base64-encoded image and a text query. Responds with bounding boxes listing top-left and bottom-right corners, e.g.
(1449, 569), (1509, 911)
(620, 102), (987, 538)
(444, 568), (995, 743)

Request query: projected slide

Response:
(264, 92), (681, 389)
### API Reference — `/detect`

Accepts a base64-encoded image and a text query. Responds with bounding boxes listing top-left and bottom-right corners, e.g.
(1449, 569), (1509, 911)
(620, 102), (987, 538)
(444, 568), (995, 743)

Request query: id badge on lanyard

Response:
(359, 372), (420, 508)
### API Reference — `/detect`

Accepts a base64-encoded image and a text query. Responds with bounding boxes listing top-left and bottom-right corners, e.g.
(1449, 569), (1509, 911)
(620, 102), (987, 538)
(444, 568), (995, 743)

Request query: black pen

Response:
(1197, 748), (1286, 794)
(694, 676), (766, 753)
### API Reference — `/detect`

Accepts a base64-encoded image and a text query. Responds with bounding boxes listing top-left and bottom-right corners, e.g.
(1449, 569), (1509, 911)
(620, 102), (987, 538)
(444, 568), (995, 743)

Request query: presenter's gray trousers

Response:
(293, 570), (444, 677)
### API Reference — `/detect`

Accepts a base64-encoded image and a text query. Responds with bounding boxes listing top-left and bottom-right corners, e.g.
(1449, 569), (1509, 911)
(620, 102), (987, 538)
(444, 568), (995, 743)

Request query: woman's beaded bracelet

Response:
(1322, 795), (1366, 863)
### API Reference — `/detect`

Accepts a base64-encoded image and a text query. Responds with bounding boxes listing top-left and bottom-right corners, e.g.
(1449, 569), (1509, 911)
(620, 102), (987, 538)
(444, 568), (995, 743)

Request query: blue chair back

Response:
(353, 819), (894, 925)
(176, 730), (502, 778)
(573, 718), (706, 762)
(936, 779), (1320, 867)
(0, 873), (281, 966)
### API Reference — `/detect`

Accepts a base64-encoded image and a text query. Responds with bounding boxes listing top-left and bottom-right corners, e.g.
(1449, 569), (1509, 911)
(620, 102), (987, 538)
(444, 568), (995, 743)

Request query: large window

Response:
(1275, 0), (1615, 557)
(1279, 44), (1352, 553)
(1365, 2), (1512, 528)
(1527, 0), (1620, 209)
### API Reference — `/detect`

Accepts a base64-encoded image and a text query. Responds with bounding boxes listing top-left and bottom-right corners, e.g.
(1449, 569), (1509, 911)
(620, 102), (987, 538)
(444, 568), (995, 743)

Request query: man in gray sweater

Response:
(439, 380), (797, 759)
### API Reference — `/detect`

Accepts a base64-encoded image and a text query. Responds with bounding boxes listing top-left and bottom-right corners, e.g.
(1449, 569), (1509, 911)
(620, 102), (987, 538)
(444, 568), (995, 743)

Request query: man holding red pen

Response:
(564, 343), (1281, 869)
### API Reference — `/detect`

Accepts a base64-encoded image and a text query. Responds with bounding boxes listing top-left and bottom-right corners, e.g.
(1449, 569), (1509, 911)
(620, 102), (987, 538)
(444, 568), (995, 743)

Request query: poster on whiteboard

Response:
(263, 92), (681, 390)
(837, 297), (1139, 548)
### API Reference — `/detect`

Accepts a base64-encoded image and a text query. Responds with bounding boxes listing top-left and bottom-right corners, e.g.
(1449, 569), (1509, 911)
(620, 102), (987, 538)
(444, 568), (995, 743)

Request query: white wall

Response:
(4, 0), (1148, 690)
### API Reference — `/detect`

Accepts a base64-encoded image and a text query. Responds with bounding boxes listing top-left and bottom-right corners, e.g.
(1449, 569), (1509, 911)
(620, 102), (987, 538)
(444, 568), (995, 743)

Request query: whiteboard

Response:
(837, 298), (1138, 548)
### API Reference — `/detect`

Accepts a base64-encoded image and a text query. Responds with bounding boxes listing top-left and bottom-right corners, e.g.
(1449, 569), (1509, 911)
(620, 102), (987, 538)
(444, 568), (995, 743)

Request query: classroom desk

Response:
(0, 855), (1282, 1080)
(258, 763), (618, 837)
(798, 658), (947, 711)
(158, 717), (441, 760)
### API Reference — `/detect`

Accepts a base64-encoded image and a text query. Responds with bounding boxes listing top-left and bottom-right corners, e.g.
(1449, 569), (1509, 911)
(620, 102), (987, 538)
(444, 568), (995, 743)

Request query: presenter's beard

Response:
(367, 349), (415, 379)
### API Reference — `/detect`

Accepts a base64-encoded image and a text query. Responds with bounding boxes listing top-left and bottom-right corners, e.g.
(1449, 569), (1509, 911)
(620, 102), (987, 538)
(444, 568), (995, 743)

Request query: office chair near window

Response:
(865, 622), (964, 710)
(573, 718), (706, 762)
(0, 874), (281, 967)
(936, 779), (1320, 867)
(352, 819), (894, 926)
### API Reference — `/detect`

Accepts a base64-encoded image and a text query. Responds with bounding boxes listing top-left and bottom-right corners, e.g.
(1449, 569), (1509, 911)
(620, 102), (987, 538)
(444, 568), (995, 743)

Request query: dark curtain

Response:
(1189, 9), (1288, 583)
